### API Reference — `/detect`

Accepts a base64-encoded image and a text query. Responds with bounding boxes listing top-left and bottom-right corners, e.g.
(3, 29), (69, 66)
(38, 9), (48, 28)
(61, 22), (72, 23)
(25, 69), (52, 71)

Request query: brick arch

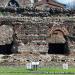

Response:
(8, 0), (20, 7)
(52, 29), (65, 36)
(50, 27), (69, 36)
(48, 27), (69, 44)
(48, 27), (70, 55)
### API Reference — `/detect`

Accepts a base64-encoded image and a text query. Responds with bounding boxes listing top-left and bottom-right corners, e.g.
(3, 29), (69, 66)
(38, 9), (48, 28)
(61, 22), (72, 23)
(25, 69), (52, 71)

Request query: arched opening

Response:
(0, 41), (18, 55)
(0, 25), (18, 55)
(8, 0), (19, 8)
(48, 43), (69, 54)
(48, 29), (69, 55)
(0, 41), (14, 54)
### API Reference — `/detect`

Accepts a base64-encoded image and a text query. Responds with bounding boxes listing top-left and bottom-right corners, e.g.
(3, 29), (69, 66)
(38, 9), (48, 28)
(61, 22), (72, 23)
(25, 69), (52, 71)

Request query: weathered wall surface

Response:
(0, 16), (75, 53)
(0, 25), (13, 45)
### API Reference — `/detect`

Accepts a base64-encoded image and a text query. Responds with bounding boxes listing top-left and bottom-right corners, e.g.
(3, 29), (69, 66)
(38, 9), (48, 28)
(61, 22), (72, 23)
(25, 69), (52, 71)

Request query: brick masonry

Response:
(0, 16), (75, 54)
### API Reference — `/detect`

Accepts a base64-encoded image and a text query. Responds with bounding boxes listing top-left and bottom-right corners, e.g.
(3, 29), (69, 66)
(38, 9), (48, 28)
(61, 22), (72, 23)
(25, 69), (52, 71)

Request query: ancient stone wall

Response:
(0, 16), (75, 54)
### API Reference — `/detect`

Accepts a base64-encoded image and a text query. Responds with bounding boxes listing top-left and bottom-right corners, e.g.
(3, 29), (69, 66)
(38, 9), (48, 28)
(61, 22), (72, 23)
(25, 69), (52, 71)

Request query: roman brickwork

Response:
(0, 16), (74, 54)
(0, 0), (74, 67)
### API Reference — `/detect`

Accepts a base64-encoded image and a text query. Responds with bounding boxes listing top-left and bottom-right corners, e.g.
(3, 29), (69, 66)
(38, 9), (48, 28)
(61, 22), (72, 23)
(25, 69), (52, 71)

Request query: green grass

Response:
(0, 66), (75, 75)
(38, 67), (75, 72)
(0, 73), (49, 75)
(0, 73), (73, 75)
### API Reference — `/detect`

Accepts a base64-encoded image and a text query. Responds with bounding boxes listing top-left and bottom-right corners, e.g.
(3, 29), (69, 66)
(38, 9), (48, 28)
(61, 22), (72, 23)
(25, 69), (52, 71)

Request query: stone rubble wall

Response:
(0, 25), (13, 45)
(0, 53), (75, 67)
(0, 16), (74, 53)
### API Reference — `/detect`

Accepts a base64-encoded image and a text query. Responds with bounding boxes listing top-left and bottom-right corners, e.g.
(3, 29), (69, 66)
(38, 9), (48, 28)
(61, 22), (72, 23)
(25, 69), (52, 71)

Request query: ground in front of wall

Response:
(0, 66), (75, 75)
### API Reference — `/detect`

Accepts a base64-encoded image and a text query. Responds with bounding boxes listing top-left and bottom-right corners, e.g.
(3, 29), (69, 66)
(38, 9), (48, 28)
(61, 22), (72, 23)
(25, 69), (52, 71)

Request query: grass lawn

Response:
(0, 73), (74, 75)
(0, 73), (48, 75)
(0, 66), (75, 75)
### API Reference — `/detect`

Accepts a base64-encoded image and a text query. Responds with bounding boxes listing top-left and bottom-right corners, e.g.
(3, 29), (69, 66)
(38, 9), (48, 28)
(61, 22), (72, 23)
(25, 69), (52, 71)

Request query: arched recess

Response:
(0, 25), (18, 54)
(7, 0), (20, 8)
(48, 27), (69, 55)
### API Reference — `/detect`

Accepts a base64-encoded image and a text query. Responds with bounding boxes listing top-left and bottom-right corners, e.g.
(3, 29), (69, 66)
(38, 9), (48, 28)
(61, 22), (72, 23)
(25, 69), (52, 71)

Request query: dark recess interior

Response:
(0, 41), (14, 54)
(48, 43), (69, 55)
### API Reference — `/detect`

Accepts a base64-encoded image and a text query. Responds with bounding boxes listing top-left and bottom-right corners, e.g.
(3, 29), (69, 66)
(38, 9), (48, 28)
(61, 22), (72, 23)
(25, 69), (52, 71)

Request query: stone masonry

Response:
(0, 16), (75, 54)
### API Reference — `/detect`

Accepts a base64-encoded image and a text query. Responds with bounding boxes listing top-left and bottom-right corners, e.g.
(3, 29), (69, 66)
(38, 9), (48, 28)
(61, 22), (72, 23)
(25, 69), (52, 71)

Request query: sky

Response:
(56, 0), (75, 9)
(30, 0), (75, 9)
(56, 0), (73, 4)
